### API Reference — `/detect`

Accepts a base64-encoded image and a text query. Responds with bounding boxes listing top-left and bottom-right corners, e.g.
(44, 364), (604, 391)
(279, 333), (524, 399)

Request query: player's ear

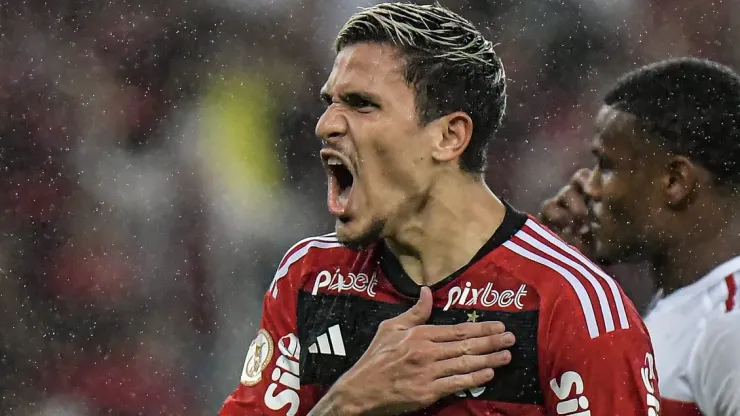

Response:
(431, 112), (473, 164)
(663, 155), (700, 209)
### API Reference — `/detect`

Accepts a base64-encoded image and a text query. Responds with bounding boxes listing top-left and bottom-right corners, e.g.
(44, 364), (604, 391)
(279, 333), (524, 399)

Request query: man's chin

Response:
(334, 217), (383, 251)
(592, 240), (617, 266)
(594, 239), (640, 267)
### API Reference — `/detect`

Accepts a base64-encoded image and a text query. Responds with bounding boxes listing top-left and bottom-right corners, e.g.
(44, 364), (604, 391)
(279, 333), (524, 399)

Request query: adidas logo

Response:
(307, 325), (346, 356)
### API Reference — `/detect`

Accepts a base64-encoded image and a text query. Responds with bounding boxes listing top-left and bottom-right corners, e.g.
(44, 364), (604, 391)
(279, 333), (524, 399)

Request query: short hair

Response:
(335, 2), (507, 173)
(604, 57), (740, 187)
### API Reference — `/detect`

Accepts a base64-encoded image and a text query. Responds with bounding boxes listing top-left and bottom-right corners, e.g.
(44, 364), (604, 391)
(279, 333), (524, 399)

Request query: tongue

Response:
(339, 185), (352, 204)
(327, 175), (351, 217)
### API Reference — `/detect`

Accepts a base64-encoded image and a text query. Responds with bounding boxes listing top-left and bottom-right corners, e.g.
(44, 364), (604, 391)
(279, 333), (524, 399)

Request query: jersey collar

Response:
(378, 200), (527, 299)
(647, 254), (740, 315)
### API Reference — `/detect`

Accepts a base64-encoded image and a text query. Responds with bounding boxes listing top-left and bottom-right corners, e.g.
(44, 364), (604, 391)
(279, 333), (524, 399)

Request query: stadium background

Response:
(0, 0), (736, 414)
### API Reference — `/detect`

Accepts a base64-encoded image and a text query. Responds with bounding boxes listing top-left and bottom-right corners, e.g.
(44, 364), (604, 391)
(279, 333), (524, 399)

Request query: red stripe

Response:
(725, 274), (737, 312)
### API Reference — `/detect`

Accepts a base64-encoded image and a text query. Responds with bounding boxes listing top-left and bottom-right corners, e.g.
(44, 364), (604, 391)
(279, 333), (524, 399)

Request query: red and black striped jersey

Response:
(220, 203), (659, 415)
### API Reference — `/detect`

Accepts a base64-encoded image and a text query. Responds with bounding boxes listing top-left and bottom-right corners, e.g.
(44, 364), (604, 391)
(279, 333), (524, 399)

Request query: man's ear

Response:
(663, 155), (700, 209)
(430, 112), (473, 164)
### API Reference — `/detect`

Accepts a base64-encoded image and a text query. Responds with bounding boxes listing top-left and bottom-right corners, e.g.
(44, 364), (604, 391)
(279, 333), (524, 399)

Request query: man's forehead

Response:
(593, 106), (634, 144)
(322, 43), (405, 93)
(594, 105), (623, 134)
(591, 105), (652, 160)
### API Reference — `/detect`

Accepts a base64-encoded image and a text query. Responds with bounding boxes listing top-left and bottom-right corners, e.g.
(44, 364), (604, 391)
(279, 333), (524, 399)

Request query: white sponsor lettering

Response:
(264, 333), (301, 416)
(641, 353), (660, 416)
(311, 269), (378, 297)
(444, 282), (528, 311)
(455, 386), (486, 398)
(550, 371), (591, 415)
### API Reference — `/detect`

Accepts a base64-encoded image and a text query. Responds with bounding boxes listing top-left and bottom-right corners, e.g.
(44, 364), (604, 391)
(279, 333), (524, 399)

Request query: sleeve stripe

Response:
(524, 220), (630, 330)
(502, 240), (600, 338)
(277, 233), (337, 269)
(269, 235), (342, 299)
(517, 228), (617, 333)
(725, 273), (737, 312)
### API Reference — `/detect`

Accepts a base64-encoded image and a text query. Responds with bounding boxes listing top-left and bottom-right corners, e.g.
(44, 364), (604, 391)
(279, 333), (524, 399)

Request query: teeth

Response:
(327, 156), (343, 166)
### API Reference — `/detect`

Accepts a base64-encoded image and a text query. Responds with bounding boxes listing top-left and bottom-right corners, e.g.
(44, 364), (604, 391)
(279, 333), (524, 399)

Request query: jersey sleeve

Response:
(689, 311), (740, 416)
(219, 242), (321, 416)
(541, 290), (661, 416)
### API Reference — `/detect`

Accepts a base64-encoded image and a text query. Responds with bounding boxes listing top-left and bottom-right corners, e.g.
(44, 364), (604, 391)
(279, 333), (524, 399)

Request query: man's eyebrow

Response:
(589, 136), (607, 157)
(590, 143), (600, 155)
(341, 91), (379, 103)
(319, 90), (381, 105)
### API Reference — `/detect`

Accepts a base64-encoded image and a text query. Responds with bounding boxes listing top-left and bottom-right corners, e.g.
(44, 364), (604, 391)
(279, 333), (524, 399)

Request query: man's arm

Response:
(219, 238), (332, 416)
(690, 311), (740, 416)
(218, 290), (310, 416)
(542, 295), (661, 415)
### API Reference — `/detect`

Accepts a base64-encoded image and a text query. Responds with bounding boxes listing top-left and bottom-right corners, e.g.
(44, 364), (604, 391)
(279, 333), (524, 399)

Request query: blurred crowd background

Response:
(1, 0), (737, 414)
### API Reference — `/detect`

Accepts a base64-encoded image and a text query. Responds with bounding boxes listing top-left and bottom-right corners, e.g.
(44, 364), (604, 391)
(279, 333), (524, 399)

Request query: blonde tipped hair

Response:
(336, 2), (504, 83)
(334, 2), (507, 173)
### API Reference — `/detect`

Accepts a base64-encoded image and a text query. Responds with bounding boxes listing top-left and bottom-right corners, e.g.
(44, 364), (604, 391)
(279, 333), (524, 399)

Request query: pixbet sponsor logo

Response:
(263, 333), (301, 416)
(549, 371), (591, 416)
(311, 269), (378, 297)
(443, 282), (528, 311)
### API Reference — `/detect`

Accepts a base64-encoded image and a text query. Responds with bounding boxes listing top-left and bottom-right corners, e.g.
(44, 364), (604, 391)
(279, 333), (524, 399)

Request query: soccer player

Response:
(220, 3), (658, 415)
(540, 57), (740, 416)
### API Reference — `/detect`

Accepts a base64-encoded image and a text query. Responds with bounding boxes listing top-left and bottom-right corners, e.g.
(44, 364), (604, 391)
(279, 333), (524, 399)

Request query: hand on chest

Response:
(296, 283), (543, 406)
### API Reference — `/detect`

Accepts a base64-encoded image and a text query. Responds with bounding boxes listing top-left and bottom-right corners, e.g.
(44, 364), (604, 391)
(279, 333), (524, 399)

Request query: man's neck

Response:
(383, 174), (507, 286)
(653, 200), (740, 295)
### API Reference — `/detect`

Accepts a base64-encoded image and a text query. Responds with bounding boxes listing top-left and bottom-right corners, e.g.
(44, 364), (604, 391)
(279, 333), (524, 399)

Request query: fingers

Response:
(431, 368), (496, 398)
(571, 168), (592, 190)
(540, 168), (593, 231)
(433, 331), (515, 360)
(540, 198), (572, 228)
(559, 186), (589, 225)
(434, 350), (513, 379)
(393, 286), (433, 330)
(424, 321), (506, 343)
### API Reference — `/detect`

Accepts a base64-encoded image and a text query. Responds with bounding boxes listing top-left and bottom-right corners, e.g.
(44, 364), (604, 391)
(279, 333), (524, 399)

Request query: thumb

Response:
(395, 286), (433, 329)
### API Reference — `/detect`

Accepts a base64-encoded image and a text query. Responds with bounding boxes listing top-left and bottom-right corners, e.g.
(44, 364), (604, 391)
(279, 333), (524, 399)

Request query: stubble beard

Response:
(336, 217), (386, 251)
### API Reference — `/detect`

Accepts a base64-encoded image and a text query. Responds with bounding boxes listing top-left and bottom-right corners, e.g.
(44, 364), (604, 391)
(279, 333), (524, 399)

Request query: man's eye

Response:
(347, 97), (375, 109)
(597, 157), (612, 170)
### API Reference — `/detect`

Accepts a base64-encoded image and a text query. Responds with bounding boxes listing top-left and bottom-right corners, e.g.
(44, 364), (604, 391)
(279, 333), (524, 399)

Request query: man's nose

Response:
(315, 107), (347, 143)
(582, 169), (601, 202)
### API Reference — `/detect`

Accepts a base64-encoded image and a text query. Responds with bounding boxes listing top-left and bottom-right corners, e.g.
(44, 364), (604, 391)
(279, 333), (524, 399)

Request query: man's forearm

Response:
(307, 383), (363, 416)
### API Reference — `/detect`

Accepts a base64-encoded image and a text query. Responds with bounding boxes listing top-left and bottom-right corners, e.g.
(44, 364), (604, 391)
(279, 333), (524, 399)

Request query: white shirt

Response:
(645, 256), (740, 416)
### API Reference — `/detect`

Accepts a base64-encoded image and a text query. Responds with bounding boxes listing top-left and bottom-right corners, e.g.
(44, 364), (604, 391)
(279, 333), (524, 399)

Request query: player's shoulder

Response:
(688, 309), (740, 387)
(704, 309), (740, 337)
(277, 232), (347, 269)
(693, 309), (740, 355)
(501, 215), (609, 291)
(266, 232), (357, 299)
(502, 215), (640, 339)
(677, 263), (740, 356)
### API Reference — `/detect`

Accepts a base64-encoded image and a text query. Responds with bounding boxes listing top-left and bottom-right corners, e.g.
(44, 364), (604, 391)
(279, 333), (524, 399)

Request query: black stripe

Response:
(298, 291), (543, 405)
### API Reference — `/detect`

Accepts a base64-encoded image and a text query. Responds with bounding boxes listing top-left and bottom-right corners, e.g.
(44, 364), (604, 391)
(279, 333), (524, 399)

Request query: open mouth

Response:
(322, 152), (356, 218)
(328, 157), (354, 195)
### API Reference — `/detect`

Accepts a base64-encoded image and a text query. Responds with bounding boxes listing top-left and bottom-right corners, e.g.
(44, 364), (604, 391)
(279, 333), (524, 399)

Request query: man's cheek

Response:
(603, 192), (632, 225)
